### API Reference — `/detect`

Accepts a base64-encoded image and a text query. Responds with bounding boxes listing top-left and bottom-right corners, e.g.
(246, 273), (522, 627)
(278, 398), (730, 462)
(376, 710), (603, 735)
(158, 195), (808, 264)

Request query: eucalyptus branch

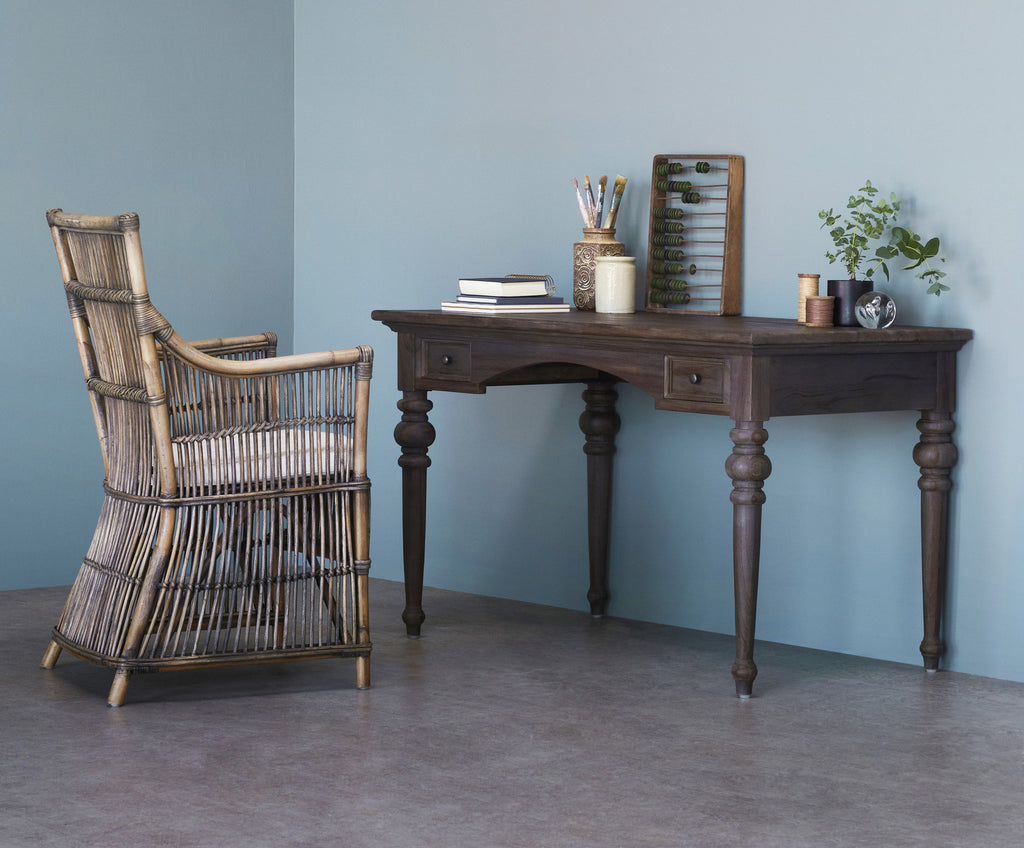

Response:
(818, 181), (950, 295)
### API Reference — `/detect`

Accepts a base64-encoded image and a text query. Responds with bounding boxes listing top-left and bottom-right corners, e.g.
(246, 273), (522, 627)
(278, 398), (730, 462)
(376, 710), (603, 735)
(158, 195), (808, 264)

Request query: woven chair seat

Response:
(172, 428), (349, 491)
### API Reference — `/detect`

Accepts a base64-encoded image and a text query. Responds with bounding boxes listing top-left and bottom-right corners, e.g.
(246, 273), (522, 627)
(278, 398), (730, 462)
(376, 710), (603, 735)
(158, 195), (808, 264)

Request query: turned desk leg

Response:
(579, 380), (620, 617)
(395, 391), (435, 637)
(914, 411), (957, 671)
(726, 421), (772, 698)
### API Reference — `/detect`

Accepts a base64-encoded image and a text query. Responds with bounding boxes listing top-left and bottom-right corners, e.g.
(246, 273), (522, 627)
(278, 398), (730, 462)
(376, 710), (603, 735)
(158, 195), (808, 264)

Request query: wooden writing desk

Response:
(371, 310), (972, 697)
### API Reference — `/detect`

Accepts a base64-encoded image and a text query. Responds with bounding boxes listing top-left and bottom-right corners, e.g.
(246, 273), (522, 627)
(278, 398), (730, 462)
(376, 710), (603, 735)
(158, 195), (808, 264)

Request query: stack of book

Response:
(441, 276), (570, 314)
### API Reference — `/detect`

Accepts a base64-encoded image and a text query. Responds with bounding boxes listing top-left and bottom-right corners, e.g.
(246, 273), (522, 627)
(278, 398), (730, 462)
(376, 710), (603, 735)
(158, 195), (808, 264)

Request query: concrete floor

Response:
(2, 579), (1023, 848)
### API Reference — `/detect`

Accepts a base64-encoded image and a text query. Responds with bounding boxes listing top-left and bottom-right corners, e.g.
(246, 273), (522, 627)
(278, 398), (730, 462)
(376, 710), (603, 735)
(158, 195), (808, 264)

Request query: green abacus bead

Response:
(683, 191), (701, 204)
(655, 162), (686, 176)
(695, 161), (710, 173)
(649, 277), (688, 292)
(653, 207), (685, 219)
(653, 220), (685, 233)
(656, 180), (692, 193)
(652, 234), (685, 246)
(652, 247), (687, 260)
(650, 290), (691, 304)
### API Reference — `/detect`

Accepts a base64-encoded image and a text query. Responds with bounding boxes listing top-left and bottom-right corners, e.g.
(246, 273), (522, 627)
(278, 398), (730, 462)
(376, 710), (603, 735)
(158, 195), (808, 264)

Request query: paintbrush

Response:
(584, 175), (597, 225)
(596, 175), (607, 227)
(604, 175), (627, 228)
(571, 178), (592, 227)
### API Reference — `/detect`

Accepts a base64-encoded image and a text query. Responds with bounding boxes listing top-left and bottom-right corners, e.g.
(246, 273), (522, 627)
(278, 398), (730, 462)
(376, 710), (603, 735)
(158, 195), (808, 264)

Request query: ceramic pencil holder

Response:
(573, 227), (624, 311)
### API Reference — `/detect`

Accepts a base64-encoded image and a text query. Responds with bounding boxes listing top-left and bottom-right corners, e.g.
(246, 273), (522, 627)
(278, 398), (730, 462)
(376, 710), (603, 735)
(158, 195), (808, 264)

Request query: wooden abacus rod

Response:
(652, 225), (725, 231)
(655, 180), (731, 191)
(650, 292), (724, 302)
(656, 161), (728, 175)
(653, 208), (726, 218)
(652, 253), (724, 260)
(651, 222), (727, 240)
(665, 240), (726, 245)
(650, 262), (724, 277)
(651, 233), (724, 247)
(652, 246), (721, 261)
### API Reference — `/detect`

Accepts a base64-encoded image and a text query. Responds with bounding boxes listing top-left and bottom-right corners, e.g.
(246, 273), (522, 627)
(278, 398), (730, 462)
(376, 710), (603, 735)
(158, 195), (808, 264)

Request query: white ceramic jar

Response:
(594, 256), (636, 313)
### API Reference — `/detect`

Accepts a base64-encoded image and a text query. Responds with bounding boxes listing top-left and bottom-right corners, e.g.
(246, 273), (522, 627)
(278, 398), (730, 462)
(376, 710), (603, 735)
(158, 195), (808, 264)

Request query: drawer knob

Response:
(442, 354), (453, 365)
(689, 373), (702, 385)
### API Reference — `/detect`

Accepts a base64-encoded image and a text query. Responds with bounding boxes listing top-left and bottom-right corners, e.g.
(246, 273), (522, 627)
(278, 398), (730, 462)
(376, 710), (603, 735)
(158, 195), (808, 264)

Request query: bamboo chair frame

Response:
(42, 210), (372, 706)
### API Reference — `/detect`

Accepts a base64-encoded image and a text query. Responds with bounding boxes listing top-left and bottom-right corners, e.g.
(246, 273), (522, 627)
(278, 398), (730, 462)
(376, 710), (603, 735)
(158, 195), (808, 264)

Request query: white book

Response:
(440, 301), (570, 314)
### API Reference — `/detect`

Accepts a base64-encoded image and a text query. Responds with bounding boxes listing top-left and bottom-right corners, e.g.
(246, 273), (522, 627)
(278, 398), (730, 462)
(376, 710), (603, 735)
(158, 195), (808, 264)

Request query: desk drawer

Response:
(664, 356), (729, 405)
(421, 339), (472, 380)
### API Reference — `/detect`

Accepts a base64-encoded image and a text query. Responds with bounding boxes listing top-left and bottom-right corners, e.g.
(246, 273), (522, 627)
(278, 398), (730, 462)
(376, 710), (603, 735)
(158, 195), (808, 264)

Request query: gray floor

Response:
(2, 580), (1023, 848)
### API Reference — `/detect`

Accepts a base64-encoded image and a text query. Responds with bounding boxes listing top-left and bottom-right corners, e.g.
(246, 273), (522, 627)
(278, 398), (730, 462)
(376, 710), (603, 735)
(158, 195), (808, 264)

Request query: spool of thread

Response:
(804, 295), (835, 327)
(797, 273), (820, 324)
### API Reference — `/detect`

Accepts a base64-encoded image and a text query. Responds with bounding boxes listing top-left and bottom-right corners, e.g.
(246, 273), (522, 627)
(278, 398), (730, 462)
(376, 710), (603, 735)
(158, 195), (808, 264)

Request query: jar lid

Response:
(595, 255), (636, 263)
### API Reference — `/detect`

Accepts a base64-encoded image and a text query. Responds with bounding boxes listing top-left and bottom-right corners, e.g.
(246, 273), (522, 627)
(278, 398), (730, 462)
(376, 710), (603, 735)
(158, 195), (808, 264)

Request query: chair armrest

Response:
(159, 330), (373, 488)
(158, 328), (370, 377)
(188, 332), (278, 359)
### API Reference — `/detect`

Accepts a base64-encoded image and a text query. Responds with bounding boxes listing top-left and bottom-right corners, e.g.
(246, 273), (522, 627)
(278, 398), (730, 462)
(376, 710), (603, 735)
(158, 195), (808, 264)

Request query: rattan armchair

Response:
(42, 209), (372, 706)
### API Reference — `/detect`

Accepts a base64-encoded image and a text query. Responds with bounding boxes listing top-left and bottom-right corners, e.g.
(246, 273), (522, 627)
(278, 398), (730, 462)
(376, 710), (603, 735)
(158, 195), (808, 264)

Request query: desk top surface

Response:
(372, 310), (972, 350)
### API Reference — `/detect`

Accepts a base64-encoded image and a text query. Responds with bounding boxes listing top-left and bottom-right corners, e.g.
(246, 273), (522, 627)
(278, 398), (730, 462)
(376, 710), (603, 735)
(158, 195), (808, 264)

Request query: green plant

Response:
(819, 180), (949, 295)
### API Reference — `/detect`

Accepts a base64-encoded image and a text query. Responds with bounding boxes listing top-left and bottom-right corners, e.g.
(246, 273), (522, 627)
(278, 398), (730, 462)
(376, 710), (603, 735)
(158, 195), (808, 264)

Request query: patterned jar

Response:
(573, 227), (625, 311)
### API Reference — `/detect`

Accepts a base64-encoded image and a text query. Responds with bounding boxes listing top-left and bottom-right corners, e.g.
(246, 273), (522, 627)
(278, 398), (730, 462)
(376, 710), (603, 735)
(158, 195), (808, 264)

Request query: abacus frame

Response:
(644, 154), (744, 316)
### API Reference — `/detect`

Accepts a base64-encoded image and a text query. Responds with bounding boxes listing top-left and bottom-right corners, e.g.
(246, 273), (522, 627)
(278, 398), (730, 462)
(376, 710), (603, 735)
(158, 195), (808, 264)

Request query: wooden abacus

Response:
(644, 154), (744, 315)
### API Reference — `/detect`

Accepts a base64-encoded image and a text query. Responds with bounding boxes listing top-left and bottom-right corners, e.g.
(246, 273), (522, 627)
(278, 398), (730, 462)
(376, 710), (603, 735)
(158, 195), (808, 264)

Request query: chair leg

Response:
(356, 655), (370, 690)
(107, 668), (131, 707)
(40, 640), (62, 669)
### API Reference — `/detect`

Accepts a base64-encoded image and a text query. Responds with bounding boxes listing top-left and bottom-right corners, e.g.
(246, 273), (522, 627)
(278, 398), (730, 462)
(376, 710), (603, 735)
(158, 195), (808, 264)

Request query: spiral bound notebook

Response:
(457, 274), (555, 297)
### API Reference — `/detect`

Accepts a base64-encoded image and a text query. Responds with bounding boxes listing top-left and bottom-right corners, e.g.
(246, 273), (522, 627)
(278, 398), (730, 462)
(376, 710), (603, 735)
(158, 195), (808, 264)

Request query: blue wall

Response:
(0, 0), (294, 589)
(294, 0), (1024, 682)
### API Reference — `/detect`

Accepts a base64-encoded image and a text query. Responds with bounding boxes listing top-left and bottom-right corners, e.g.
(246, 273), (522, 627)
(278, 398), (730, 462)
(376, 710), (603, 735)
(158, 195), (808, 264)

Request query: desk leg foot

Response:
(914, 411), (956, 672)
(732, 660), (757, 698)
(395, 391), (435, 638)
(580, 380), (620, 617)
(726, 421), (771, 698)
